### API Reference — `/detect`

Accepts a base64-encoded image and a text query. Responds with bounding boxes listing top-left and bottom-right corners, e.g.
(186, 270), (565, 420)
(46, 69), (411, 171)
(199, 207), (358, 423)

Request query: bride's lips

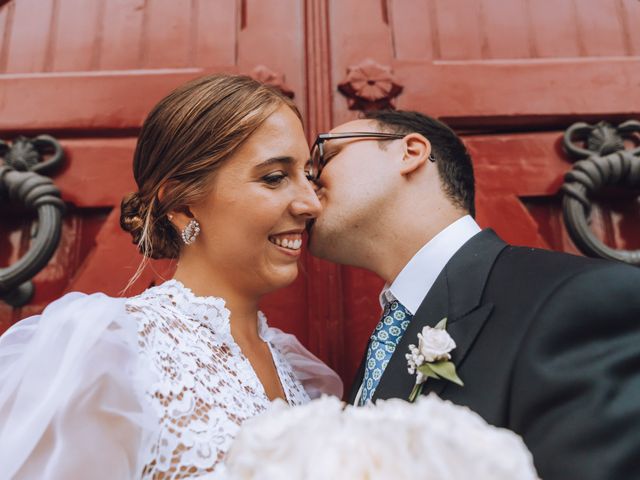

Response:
(268, 229), (305, 257)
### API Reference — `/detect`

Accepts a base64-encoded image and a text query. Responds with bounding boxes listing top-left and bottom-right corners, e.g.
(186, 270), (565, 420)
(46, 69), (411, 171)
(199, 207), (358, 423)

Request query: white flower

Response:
(418, 325), (456, 362)
(405, 344), (427, 384)
(225, 394), (539, 480)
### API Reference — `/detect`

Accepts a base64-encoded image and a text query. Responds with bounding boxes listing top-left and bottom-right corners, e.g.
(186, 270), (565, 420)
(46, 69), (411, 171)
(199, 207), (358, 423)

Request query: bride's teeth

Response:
(270, 235), (302, 250)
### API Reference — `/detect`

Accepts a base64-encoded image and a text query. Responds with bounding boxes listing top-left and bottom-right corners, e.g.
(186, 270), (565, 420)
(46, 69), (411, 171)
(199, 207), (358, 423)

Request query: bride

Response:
(0, 74), (342, 479)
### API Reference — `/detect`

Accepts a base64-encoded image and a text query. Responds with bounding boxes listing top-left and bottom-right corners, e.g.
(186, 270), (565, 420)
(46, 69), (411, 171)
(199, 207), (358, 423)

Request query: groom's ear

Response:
(399, 133), (432, 176)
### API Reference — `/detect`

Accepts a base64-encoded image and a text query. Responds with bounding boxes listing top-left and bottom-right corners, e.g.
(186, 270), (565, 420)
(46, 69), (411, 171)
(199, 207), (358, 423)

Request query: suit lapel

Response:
(423, 302), (494, 397)
(373, 229), (507, 402)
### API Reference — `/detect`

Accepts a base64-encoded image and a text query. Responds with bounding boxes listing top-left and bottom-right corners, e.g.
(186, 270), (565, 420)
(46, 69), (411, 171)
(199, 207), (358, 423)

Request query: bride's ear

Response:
(158, 183), (195, 232)
(166, 207), (195, 234)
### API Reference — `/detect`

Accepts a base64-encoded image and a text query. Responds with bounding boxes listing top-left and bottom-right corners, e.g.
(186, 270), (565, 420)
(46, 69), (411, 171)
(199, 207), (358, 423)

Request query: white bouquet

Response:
(226, 394), (538, 480)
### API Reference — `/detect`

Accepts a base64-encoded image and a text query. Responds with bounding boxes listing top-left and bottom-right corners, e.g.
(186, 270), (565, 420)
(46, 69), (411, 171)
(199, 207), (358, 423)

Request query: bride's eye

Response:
(262, 172), (288, 186)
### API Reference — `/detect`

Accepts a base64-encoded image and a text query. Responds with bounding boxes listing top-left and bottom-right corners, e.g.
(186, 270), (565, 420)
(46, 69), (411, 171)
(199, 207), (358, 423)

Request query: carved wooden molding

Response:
(338, 59), (403, 111)
(249, 65), (294, 99)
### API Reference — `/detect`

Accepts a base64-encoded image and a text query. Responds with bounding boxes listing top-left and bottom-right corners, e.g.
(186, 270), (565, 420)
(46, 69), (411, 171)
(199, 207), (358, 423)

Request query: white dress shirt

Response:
(379, 215), (482, 314)
(355, 215), (481, 404)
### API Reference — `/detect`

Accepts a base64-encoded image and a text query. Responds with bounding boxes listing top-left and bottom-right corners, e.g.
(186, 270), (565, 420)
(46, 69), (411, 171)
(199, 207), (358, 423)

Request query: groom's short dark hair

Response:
(364, 110), (475, 217)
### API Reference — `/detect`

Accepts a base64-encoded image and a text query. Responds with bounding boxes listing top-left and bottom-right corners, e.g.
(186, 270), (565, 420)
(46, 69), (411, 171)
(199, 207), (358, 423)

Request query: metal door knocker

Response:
(562, 121), (640, 266)
(0, 135), (66, 306)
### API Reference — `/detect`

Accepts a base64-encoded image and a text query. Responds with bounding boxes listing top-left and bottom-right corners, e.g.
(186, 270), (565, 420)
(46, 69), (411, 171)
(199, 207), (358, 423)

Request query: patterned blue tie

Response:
(359, 299), (413, 405)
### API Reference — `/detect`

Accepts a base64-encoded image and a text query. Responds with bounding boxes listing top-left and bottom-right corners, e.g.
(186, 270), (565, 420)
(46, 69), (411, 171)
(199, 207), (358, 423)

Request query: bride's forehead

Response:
(255, 105), (303, 134)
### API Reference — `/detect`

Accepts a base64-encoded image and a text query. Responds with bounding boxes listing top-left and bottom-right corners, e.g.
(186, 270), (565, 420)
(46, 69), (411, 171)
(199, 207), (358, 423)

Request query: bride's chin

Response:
(262, 264), (299, 292)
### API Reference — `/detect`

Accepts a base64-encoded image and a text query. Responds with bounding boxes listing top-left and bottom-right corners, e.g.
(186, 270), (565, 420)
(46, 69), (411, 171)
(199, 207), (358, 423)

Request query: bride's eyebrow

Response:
(254, 156), (294, 169)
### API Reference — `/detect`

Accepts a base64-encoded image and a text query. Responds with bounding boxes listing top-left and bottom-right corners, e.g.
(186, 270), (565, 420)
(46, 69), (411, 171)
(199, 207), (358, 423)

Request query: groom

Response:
(308, 110), (640, 480)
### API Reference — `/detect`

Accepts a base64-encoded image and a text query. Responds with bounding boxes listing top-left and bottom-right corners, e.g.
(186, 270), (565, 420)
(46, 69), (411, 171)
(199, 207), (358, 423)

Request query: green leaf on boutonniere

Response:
(434, 317), (448, 330)
(423, 360), (464, 387)
(417, 363), (443, 380)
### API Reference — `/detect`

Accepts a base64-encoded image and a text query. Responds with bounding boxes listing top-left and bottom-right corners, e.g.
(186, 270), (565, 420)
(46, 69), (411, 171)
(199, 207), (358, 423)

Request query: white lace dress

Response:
(0, 280), (342, 479)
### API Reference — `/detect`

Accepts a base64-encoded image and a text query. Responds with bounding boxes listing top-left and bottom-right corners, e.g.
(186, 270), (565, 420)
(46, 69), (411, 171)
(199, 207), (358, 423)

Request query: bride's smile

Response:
(268, 230), (304, 253)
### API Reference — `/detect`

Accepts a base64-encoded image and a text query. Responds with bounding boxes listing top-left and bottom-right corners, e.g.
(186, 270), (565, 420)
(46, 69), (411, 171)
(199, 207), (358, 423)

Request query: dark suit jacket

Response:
(348, 229), (640, 480)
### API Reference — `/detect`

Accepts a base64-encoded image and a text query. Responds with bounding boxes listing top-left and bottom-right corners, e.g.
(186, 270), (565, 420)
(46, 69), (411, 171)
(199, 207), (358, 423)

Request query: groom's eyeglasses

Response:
(310, 132), (435, 180)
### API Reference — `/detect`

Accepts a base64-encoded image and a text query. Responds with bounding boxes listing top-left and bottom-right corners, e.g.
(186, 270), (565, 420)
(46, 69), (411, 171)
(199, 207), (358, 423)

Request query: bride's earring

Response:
(181, 219), (201, 245)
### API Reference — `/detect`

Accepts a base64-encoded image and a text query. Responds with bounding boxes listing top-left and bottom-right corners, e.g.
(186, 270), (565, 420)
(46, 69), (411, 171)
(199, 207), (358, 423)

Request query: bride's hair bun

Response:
(120, 192), (181, 259)
(120, 192), (144, 240)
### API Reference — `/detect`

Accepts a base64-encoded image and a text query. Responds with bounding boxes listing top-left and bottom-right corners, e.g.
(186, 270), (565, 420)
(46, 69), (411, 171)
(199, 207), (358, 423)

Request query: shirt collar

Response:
(379, 216), (481, 314)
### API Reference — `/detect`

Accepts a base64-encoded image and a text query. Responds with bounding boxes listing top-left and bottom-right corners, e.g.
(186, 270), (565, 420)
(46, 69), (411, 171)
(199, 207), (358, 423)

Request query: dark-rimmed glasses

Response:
(310, 132), (435, 180)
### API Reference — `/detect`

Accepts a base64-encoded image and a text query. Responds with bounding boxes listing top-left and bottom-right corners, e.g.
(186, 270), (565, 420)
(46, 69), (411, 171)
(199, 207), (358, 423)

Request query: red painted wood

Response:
(237, 0), (307, 117)
(194, 0), (238, 67)
(433, 0), (485, 60)
(99, 0), (146, 70)
(0, 69), (236, 133)
(49, 138), (137, 206)
(341, 266), (384, 386)
(394, 58), (640, 123)
(478, 0), (532, 59)
(621, 0), (640, 55)
(2, 0), (54, 73)
(573, 0), (630, 56)
(142, 0), (193, 68)
(50, 0), (102, 72)
(300, 0), (346, 378)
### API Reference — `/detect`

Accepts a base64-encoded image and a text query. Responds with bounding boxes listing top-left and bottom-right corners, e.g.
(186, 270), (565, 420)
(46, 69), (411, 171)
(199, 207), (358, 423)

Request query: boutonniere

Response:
(405, 318), (464, 402)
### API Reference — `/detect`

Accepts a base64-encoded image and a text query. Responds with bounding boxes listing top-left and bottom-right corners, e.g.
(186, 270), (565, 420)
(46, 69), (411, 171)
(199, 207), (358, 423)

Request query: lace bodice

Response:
(0, 282), (341, 479)
(125, 280), (310, 478)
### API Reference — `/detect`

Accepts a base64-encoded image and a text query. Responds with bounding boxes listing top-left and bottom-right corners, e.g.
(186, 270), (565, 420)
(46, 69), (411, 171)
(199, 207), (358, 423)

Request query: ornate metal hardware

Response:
(250, 65), (295, 99)
(561, 121), (640, 266)
(0, 135), (66, 306)
(338, 59), (404, 111)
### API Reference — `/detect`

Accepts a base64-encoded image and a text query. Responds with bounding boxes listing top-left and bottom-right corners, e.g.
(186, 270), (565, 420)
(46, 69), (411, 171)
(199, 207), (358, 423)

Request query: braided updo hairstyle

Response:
(120, 74), (300, 261)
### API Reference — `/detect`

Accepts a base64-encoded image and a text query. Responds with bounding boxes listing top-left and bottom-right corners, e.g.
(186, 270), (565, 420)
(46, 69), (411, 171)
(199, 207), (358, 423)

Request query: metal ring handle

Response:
(0, 166), (65, 306)
(561, 151), (640, 265)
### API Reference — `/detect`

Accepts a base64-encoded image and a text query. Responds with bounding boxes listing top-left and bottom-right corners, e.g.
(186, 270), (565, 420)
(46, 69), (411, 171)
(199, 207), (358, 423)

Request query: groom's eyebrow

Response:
(323, 144), (342, 159)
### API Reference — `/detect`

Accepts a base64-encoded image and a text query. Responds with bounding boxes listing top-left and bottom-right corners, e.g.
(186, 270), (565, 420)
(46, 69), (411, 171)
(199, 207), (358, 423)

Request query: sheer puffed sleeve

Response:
(262, 325), (343, 400)
(0, 293), (155, 480)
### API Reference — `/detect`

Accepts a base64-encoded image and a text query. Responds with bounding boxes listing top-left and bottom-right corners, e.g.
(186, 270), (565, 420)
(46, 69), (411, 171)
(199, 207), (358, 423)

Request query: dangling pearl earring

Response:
(181, 219), (200, 245)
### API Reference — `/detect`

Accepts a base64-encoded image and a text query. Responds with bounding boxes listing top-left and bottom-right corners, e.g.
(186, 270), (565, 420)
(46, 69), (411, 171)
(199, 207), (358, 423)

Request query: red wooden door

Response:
(1, 0), (639, 389)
